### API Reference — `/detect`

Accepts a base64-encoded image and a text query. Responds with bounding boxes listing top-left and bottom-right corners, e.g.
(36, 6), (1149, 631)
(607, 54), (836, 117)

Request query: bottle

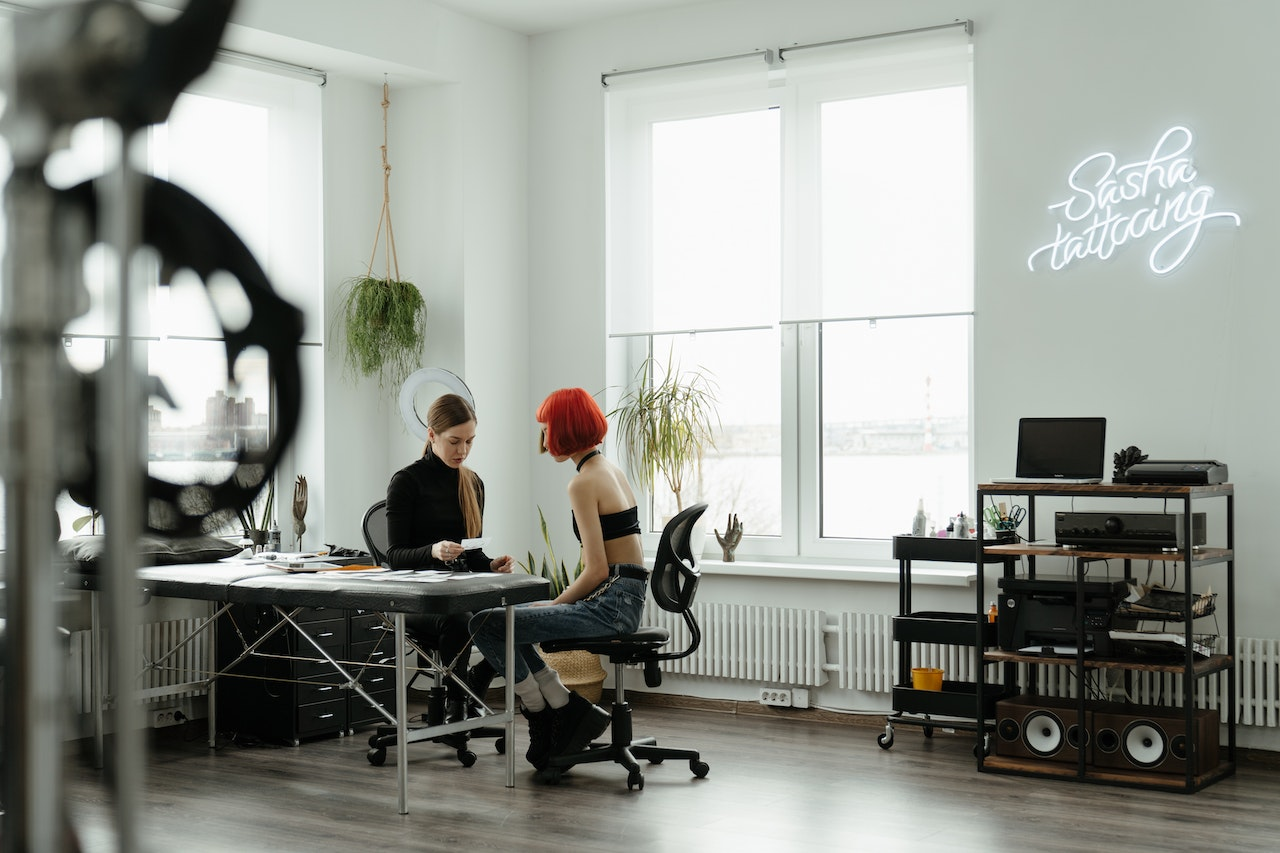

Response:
(268, 521), (282, 553)
(911, 499), (927, 537)
(988, 601), (998, 623)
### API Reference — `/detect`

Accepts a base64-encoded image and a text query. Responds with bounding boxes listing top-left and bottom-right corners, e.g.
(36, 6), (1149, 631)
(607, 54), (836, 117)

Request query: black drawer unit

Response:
(216, 604), (398, 745)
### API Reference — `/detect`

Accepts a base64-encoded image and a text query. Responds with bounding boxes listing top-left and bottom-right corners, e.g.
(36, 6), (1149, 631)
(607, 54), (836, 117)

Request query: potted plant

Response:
(337, 79), (426, 390)
(338, 274), (426, 389)
(236, 478), (275, 551)
(519, 507), (606, 702)
(611, 348), (720, 513)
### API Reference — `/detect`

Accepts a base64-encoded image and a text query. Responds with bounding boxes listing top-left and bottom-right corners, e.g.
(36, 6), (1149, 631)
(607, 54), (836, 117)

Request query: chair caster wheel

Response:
(536, 768), (563, 786)
(367, 747), (386, 766)
(457, 749), (477, 767)
(627, 769), (644, 790)
(690, 759), (709, 778)
(368, 733), (380, 748)
(877, 732), (894, 750)
(495, 737), (506, 754)
(922, 725), (935, 738)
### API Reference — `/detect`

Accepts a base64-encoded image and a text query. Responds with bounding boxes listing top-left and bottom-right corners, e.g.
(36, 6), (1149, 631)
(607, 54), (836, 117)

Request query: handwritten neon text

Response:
(1027, 126), (1240, 275)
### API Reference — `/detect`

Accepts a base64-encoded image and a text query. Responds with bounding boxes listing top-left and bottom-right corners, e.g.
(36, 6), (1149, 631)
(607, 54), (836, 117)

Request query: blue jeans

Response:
(468, 565), (648, 684)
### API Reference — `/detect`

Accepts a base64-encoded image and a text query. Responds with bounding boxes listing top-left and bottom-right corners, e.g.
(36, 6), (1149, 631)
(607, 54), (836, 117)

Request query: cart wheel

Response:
(690, 759), (710, 778)
(367, 747), (386, 766)
(877, 731), (894, 750)
(627, 769), (645, 790)
(495, 736), (506, 754)
(922, 725), (934, 738)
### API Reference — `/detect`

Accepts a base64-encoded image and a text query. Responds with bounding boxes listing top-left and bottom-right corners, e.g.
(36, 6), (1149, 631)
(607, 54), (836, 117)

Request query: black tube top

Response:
(572, 506), (641, 543)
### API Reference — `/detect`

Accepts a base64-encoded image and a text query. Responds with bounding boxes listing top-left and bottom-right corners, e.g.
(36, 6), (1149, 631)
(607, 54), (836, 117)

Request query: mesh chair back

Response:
(651, 503), (707, 615)
(362, 500), (390, 566)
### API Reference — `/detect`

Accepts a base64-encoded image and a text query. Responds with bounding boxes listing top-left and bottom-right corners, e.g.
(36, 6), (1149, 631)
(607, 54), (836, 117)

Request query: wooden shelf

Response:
(978, 482), (1233, 498)
(983, 542), (1231, 563)
(981, 754), (1236, 792)
(983, 650), (1232, 676)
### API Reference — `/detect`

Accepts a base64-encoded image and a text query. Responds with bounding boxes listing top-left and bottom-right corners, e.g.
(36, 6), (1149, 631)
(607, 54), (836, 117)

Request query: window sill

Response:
(693, 557), (975, 586)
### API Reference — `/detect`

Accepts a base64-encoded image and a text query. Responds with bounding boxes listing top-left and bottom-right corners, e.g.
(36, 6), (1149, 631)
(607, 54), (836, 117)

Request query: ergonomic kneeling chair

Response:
(359, 499), (503, 767)
(539, 502), (711, 790)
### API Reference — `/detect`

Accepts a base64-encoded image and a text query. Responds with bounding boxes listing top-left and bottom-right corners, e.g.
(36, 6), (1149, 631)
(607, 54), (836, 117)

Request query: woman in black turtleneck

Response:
(385, 392), (513, 723)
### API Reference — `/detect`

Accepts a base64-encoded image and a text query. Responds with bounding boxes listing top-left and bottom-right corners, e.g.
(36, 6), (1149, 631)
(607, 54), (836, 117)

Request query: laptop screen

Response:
(1015, 417), (1107, 479)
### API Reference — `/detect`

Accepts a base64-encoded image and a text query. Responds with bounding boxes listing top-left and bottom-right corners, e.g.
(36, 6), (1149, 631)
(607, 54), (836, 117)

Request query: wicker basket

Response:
(539, 648), (606, 703)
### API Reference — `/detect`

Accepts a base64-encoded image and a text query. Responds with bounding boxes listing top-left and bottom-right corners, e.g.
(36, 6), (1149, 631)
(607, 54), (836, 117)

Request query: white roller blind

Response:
(604, 22), (972, 336)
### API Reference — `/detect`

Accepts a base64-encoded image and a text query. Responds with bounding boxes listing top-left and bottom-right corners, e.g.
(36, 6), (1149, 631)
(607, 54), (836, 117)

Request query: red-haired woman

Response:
(470, 387), (646, 770)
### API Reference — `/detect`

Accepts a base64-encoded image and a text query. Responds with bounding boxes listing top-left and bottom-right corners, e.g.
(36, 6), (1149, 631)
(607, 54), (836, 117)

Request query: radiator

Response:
(68, 618), (211, 714)
(641, 600), (827, 687)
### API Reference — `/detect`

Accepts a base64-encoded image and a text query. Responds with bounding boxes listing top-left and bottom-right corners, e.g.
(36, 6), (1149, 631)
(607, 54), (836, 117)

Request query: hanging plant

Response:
(338, 79), (427, 389)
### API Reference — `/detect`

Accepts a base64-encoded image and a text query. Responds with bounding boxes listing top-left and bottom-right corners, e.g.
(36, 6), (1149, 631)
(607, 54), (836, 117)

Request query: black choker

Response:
(576, 449), (601, 472)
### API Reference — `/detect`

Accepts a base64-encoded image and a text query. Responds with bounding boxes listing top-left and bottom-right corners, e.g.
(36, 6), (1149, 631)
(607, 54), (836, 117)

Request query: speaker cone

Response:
(1023, 710), (1064, 757)
(1095, 726), (1119, 754)
(1169, 734), (1188, 761)
(997, 717), (1021, 742)
(1122, 721), (1167, 768)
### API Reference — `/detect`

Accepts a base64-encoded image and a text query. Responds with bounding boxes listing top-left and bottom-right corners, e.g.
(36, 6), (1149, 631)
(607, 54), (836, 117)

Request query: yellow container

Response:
(911, 667), (943, 691)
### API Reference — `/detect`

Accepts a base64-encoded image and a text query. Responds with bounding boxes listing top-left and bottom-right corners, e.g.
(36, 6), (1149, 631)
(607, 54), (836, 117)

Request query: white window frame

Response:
(606, 38), (973, 565)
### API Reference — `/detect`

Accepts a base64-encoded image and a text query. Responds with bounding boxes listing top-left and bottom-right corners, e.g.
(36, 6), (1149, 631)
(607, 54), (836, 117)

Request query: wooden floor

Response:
(59, 699), (1280, 852)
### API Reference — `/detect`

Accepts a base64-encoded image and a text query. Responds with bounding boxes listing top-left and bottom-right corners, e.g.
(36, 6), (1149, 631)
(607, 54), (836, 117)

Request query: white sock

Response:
(534, 666), (572, 709)
(515, 676), (546, 713)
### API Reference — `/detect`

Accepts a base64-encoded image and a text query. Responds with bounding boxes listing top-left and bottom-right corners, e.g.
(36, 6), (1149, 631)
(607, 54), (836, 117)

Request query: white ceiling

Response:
(430, 0), (718, 35)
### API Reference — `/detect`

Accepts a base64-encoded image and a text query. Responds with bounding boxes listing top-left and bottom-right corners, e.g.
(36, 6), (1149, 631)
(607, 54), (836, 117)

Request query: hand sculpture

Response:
(714, 513), (743, 562)
(292, 475), (308, 550)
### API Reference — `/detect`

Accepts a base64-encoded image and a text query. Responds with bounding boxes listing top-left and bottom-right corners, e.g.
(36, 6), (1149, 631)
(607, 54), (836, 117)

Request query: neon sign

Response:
(1027, 126), (1240, 275)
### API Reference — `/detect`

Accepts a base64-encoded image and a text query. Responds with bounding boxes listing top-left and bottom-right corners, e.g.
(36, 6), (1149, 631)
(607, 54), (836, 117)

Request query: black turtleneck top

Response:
(385, 451), (492, 572)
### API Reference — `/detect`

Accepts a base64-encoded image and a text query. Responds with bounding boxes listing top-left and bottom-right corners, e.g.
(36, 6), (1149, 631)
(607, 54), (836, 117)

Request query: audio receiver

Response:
(1054, 511), (1206, 550)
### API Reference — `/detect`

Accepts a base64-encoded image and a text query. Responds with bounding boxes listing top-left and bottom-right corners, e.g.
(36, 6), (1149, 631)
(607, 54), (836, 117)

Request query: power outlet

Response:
(151, 707), (183, 728)
(759, 688), (792, 707)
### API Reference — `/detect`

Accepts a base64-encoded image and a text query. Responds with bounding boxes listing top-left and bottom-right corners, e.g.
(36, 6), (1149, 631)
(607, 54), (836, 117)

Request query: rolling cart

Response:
(879, 535), (1015, 753)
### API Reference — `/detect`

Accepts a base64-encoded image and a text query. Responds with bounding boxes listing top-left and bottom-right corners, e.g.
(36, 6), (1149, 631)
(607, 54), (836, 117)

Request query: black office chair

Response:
(360, 499), (503, 767)
(539, 502), (711, 790)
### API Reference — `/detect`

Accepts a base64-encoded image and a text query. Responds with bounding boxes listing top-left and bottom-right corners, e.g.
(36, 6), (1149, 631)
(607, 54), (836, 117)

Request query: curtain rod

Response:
(601, 18), (972, 88)
(777, 19), (972, 61)
(602, 49), (774, 88)
(0, 1), (327, 85)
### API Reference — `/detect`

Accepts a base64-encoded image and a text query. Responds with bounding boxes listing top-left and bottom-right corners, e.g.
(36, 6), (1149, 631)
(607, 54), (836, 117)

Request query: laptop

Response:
(989, 417), (1107, 484)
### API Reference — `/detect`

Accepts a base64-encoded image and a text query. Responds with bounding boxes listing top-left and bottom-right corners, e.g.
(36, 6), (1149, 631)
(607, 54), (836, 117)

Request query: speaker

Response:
(1093, 706), (1219, 775)
(994, 695), (1091, 764)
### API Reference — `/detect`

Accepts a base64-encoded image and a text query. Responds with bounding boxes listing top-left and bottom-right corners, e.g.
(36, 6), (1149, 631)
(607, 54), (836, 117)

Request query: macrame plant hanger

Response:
(368, 76), (401, 285)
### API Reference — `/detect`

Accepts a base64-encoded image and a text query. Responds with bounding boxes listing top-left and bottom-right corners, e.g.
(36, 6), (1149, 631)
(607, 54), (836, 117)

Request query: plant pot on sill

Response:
(539, 647), (606, 704)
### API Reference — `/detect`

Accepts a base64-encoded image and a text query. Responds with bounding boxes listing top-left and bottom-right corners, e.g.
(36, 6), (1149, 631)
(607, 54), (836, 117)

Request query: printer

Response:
(997, 575), (1136, 656)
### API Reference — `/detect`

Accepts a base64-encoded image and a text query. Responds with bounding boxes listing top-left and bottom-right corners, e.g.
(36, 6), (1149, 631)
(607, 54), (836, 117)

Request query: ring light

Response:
(398, 368), (474, 440)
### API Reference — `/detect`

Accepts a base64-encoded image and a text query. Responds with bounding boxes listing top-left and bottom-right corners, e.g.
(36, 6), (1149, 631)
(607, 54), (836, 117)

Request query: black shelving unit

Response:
(879, 535), (1016, 751)
(974, 482), (1236, 793)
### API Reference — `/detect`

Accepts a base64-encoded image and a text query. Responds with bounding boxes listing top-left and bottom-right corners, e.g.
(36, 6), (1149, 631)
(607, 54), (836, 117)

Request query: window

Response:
(606, 27), (972, 561)
(0, 44), (323, 543)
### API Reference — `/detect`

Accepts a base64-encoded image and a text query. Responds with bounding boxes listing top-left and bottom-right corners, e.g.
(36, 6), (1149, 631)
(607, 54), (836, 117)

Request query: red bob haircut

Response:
(536, 388), (608, 457)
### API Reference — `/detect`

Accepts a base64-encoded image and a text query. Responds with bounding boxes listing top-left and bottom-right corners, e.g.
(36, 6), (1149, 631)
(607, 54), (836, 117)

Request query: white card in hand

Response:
(461, 537), (491, 550)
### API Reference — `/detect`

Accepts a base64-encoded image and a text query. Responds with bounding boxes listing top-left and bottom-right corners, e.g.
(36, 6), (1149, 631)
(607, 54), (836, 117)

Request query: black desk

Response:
(67, 563), (548, 813)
